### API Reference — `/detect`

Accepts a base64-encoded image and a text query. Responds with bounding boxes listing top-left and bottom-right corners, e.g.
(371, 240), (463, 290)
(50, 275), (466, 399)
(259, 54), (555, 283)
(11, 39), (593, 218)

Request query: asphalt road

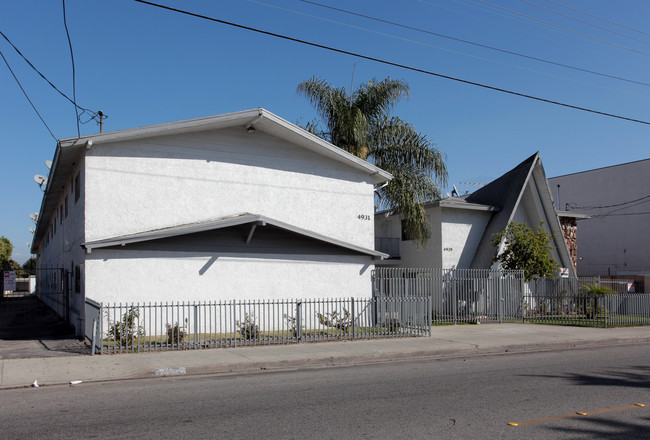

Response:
(1, 344), (649, 439)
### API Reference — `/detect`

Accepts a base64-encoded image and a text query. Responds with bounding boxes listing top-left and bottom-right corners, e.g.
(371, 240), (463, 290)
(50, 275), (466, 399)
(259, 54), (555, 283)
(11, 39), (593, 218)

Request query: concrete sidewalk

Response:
(1, 323), (649, 389)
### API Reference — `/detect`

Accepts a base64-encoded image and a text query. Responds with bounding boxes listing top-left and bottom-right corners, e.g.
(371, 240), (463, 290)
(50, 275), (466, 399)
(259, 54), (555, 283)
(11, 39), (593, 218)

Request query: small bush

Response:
(167, 320), (187, 345)
(316, 309), (351, 331)
(108, 307), (145, 347)
(236, 313), (259, 340)
(283, 314), (301, 338)
(384, 317), (401, 332)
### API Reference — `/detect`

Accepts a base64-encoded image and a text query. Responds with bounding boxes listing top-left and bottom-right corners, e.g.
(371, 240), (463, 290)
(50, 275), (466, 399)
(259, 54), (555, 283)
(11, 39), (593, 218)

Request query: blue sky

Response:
(2, 0), (649, 263)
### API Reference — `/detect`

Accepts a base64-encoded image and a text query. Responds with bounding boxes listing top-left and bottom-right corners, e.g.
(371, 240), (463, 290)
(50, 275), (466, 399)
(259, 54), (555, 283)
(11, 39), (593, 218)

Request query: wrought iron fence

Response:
(92, 296), (431, 354)
(578, 277), (636, 294)
(373, 268), (525, 324)
(373, 268), (648, 326)
(523, 293), (650, 327)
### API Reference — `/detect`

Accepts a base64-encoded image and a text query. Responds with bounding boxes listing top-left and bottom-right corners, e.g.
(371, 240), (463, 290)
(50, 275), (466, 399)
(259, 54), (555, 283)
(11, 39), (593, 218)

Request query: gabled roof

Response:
(82, 213), (388, 260)
(468, 152), (575, 275)
(32, 109), (392, 253)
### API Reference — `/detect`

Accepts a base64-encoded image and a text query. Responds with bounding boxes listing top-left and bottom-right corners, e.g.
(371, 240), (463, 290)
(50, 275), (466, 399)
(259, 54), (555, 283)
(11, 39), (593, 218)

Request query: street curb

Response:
(3, 337), (648, 390)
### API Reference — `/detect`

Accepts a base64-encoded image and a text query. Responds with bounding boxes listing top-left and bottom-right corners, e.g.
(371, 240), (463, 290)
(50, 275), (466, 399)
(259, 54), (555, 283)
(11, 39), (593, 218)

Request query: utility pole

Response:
(98, 110), (105, 133)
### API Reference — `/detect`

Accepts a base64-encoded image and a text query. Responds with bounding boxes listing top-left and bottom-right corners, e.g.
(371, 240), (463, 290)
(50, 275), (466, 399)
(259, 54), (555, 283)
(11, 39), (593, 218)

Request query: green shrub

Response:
(167, 320), (187, 345)
(108, 307), (145, 347)
(236, 313), (259, 340)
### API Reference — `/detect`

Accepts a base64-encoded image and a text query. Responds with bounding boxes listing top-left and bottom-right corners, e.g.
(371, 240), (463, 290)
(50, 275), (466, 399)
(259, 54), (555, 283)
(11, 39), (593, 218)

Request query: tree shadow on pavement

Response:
(520, 366), (650, 390)
(544, 415), (650, 439)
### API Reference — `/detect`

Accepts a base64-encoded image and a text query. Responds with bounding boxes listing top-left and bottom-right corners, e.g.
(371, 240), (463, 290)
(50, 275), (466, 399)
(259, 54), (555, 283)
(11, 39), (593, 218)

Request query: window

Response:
(53, 217), (56, 235)
(74, 172), (81, 202)
(59, 205), (63, 224)
(64, 195), (68, 217)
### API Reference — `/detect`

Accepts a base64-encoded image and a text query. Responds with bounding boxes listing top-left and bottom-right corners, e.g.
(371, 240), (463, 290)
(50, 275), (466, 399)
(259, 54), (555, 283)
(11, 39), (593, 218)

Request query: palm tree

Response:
(297, 76), (447, 244)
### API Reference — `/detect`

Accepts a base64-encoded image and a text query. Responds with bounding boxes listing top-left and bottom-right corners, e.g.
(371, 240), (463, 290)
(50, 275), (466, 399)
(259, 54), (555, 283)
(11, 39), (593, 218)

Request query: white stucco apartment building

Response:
(375, 153), (575, 274)
(31, 109), (391, 335)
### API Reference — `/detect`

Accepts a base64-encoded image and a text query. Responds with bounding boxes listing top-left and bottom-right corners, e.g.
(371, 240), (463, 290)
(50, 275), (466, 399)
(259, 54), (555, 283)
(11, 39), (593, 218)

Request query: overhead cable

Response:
(0, 48), (57, 141)
(298, 0), (650, 88)
(0, 30), (99, 121)
(62, 0), (80, 138)
(518, 0), (650, 47)
(463, 0), (650, 57)
(543, 0), (650, 39)
(133, 0), (650, 126)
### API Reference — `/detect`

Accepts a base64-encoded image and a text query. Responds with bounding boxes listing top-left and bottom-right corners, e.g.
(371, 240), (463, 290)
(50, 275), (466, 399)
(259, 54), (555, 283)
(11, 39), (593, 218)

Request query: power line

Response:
(254, 0), (647, 95)
(0, 30), (99, 120)
(518, 0), (650, 47)
(133, 0), (650, 126)
(62, 0), (80, 138)
(569, 194), (650, 210)
(0, 48), (57, 141)
(463, 0), (650, 58)
(298, 0), (650, 88)
(543, 0), (650, 39)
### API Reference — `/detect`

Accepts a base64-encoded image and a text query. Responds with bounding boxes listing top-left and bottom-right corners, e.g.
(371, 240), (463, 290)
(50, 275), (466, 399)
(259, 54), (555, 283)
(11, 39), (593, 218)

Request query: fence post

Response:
(428, 295), (432, 336)
(498, 278), (503, 324)
(521, 276), (525, 323)
(91, 319), (97, 356)
(452, 281), (457, 325)
(350, 297), (355, 340)
(100, 303), (104, 355)
(194, 304), (199, 348)
(296, 300), (302, 342)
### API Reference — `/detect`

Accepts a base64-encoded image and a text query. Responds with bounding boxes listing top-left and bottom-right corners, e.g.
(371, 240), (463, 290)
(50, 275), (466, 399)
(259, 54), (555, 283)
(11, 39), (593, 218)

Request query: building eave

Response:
(82, 213), (388, 260)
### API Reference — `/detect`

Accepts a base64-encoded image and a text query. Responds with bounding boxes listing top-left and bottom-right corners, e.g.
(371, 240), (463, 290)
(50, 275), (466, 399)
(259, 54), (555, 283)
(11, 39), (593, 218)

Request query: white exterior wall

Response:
(36, 161), (86, 334)
(85, 250), (373, 303)
(440, 208), (491, 270)
(511, 184), (565, 268)
(84, 128), (376, 249)
(549, 159), (650, 276)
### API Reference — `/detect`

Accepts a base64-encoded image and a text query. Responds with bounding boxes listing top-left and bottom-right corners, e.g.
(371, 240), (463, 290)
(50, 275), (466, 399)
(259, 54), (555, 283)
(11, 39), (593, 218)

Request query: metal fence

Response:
(91, 296), (431, 354)
(373, 268), (648, 327)
(523, 293), (650, 327)
(373, 268), (525, 324)
(578, 277), (636, 294)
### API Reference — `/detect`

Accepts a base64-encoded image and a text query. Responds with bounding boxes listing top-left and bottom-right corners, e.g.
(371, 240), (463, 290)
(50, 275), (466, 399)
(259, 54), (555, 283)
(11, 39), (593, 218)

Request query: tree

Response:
(0, 236), (14, 270)
(22, 257), (37, 276)
(297, 76), (447, 244)
(491, 222), (559, 282)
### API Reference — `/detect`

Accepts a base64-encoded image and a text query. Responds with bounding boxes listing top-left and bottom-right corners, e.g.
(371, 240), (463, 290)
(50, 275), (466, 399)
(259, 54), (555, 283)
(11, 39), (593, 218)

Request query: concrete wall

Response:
(84, 128), (376, 249)
(549, 159), (650, 276)
(85, 250), (374, 303)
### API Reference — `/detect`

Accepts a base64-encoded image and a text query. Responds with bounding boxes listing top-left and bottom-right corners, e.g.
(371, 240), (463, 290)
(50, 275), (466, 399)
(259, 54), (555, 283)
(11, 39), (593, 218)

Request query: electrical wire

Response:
(568, 194), (650, 210)
(0, 48), (57, 141)
(0, 30), (100, 121)
(298, 0), (650, 88)
(518, 0), (650, 47)
(543, 0), (650, 39)
(460, 0), (650, 57)
(62, 0), (80, 138)
(133, 0), (650, 126)
(253, 0), (645, 95)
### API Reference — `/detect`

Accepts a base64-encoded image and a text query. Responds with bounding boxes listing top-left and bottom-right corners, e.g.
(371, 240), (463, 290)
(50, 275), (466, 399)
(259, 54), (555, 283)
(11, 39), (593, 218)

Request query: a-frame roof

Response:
(468, 152), (575, 275)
